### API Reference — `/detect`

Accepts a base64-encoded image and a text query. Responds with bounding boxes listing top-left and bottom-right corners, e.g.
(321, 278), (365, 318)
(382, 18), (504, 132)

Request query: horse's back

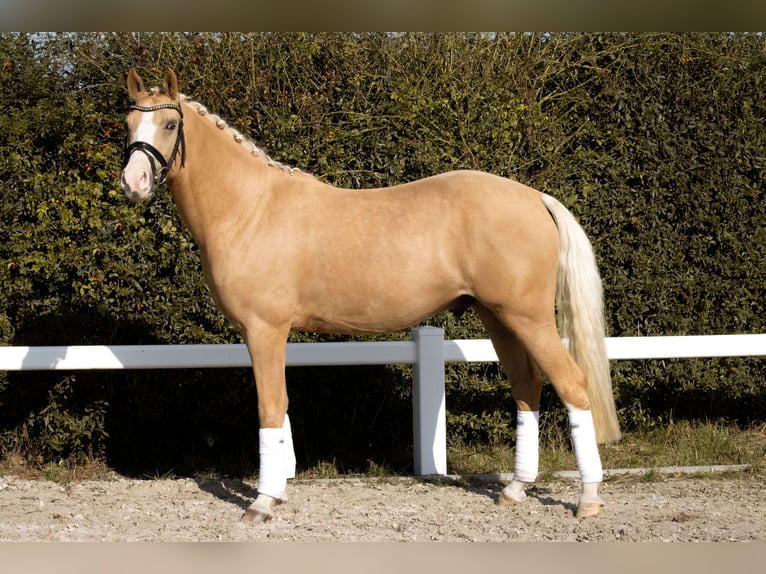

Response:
(289, 169), (551, 239)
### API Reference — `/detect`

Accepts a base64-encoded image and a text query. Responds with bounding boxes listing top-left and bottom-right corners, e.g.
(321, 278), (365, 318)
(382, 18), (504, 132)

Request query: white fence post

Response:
(411, 326), (447, 476)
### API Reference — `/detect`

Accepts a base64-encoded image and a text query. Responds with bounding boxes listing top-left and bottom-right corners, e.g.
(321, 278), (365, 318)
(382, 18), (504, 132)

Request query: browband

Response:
(129, 103), (184, 115)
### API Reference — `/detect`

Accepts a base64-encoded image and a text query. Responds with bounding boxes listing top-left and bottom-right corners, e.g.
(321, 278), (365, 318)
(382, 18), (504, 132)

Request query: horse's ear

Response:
(127, 68), (145, 101)
(163, 68), (179, 100)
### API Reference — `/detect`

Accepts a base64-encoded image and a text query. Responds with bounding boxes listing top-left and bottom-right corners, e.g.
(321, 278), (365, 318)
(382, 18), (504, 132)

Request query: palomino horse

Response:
(121, 68), (621, 523)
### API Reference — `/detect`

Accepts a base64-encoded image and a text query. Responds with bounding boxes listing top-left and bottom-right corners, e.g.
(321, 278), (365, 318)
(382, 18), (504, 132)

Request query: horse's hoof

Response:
(497, 492), (521, 506)
(497, 481), (527, 506)
(241, 507), (274, 523)
(496, 493), (514, 506)
(575, 501), (604, 519)
(241, 493), (286, 523)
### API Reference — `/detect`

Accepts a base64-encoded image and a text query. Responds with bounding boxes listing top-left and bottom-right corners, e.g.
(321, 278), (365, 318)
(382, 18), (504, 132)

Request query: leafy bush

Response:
(1, 33), (764, 475)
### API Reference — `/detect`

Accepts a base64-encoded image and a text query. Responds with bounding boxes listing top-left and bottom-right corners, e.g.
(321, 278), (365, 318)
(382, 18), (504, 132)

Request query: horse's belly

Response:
(295, 275), (468, 335)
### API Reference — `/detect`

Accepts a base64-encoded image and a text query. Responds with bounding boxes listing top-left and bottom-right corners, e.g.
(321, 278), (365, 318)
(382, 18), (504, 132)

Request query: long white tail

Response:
(541, 193), (621, 443)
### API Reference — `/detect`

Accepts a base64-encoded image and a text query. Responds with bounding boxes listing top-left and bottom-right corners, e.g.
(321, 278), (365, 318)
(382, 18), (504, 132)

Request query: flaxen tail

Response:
(541, 193), (621, 443)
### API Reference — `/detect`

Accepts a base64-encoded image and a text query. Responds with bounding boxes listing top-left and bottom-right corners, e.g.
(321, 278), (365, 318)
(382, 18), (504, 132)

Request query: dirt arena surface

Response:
(1, 471), (763, 542)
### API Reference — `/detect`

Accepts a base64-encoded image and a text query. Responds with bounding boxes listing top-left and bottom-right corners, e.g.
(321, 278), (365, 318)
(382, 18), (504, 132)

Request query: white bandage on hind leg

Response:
(283, 413), (296, 479)
(258, 427), (287, 500)
(568, 408), (603, 484)
(513, 410), (539, 482)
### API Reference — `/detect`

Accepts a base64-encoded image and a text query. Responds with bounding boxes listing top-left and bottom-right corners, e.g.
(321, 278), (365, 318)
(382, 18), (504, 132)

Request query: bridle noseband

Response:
(123, 102), (186, 187)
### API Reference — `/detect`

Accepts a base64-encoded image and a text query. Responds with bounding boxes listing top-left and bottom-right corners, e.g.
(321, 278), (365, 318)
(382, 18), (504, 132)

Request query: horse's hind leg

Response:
(507, 315), (605, 518)
(475, 304), (543, 506)
(479, 303), (606, 518)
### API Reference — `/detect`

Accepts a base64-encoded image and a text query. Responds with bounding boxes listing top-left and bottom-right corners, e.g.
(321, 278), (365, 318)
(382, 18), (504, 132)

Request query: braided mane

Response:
(149, 87), (303, 176)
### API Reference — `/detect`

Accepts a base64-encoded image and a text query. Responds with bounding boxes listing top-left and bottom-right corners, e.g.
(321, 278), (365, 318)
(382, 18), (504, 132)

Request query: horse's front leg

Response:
(239, 325), (296, 523)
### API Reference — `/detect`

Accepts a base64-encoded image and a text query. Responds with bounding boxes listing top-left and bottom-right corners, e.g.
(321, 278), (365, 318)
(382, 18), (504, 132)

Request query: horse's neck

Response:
(167, 112), (273, 250)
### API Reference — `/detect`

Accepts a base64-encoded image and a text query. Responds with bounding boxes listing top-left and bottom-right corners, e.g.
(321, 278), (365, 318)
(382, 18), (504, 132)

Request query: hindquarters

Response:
(466, 179), (562, 328)
(466, 183), (620, 443)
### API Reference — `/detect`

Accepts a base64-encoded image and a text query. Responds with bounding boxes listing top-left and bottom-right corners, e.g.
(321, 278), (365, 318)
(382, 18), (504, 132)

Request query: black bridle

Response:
(123, 102), (186, 187)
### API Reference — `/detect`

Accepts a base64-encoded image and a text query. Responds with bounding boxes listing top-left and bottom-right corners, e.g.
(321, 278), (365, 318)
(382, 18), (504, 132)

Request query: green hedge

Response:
(1, 33), (764, 475)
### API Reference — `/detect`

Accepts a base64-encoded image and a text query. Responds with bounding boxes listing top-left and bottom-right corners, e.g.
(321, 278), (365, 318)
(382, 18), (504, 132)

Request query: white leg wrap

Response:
(258, 427), (287, 500)
(283, 414), (296, 479)
(513, 410), (539, 483)
(568, 408), (603, 484)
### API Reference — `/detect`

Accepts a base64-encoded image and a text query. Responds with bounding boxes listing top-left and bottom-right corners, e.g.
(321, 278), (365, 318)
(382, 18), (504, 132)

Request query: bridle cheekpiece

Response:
(123, 102), (186, 187)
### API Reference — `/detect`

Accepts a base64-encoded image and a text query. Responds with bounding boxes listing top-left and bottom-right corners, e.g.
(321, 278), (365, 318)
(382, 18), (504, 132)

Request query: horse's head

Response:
(121, 68), (186, 202)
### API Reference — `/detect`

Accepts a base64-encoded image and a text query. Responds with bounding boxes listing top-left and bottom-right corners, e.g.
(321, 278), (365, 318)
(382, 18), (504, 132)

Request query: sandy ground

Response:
(0, 471), (763, 542)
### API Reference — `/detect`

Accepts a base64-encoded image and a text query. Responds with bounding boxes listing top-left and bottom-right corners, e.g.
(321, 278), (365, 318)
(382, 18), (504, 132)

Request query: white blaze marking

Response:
(133, 111), (158, 146)
(122, 110), (159, 201)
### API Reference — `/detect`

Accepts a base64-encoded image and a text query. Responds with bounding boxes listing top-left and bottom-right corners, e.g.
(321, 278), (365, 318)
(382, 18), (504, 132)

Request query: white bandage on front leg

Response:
(283, 413), (296, 479)
(568, 408), (603, 484)
(258, 427), (288, 500)
(513, 410), (539, 482)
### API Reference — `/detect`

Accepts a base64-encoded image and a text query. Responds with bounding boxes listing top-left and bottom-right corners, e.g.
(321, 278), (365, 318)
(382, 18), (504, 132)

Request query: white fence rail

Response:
(1, 330), (764, 475)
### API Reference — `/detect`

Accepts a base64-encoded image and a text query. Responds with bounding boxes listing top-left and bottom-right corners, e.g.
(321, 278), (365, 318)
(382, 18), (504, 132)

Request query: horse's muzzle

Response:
(121, 152), (155, 202)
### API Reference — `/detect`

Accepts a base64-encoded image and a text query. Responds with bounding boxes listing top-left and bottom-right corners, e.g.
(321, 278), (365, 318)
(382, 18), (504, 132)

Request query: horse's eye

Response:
(166, 120), (177, 130)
